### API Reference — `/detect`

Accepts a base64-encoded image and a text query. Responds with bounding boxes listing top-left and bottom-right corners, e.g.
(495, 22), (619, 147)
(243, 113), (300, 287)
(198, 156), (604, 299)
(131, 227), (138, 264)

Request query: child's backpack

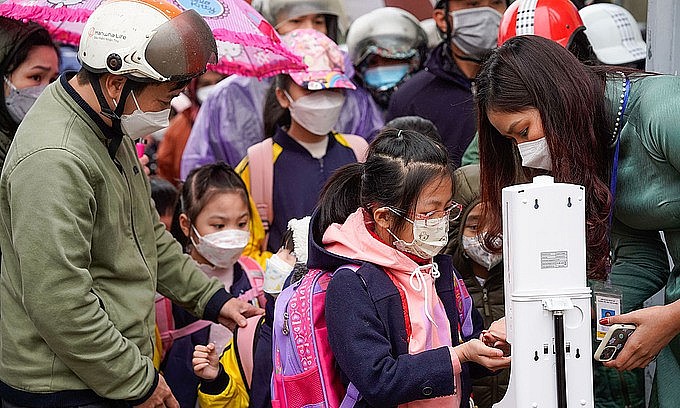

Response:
(247, 134), (368, 250)
(156, 256), (266, 361)
(270, 265), (362, 408)
(270, 262), (474, 408)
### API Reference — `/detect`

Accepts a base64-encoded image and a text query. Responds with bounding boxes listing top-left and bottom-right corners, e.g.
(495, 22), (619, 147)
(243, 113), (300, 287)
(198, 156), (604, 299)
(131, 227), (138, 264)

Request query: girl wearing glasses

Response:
(307, 128), (510, 407)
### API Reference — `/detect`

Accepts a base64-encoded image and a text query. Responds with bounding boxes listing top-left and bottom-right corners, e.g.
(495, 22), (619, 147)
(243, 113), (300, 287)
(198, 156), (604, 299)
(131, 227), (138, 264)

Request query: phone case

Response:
(594, 324), (636, 362)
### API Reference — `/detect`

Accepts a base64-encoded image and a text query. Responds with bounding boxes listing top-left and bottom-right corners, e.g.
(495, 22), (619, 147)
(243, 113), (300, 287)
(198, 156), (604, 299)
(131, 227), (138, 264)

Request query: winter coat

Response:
(385, 42), (476, 167)
(446, 164), (509, 408)
(236, 127), (363, 253)
(308, 208), (490, 407)
(0, 74), (231, 407)
(163, 262), (255, 408)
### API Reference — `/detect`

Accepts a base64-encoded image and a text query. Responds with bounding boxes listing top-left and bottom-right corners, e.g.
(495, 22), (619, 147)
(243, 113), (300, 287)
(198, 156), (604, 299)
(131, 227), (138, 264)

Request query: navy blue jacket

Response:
(162, 263), (254, 408)
(308, 210), (488, 407)
(239, 127), (360, 252)
(385, 42), (476, 167)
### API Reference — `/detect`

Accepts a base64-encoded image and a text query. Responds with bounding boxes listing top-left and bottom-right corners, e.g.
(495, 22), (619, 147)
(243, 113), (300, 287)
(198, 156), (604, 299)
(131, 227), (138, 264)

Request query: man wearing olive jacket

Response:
(0, 2), (261, 407)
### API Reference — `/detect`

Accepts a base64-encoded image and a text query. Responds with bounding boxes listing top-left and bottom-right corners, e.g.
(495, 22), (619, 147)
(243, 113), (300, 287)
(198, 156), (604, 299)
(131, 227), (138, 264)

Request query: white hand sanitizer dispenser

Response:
(493, 176), (594, 408)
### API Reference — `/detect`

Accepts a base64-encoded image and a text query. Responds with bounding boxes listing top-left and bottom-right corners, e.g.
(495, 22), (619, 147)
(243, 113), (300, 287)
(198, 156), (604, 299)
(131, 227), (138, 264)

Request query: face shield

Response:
(346, 8), (427, 68)
(268, 0), (343, 23)
(144, 9), (218, 82)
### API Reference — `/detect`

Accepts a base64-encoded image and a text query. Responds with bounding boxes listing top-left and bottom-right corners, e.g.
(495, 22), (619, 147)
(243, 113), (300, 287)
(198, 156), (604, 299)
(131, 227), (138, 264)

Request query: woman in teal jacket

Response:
(475, 35), (680, 407)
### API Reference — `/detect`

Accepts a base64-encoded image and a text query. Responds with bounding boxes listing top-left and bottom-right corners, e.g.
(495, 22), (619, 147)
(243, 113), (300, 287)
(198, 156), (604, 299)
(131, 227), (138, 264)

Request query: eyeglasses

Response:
(388, 202), (464, 226)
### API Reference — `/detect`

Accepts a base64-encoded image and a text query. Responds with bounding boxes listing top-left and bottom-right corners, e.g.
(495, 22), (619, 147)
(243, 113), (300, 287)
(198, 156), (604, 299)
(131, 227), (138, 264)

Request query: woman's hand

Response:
(193, 343), (220, 380)
(602, 302), (680, 370)
(454, 339), (511, 371)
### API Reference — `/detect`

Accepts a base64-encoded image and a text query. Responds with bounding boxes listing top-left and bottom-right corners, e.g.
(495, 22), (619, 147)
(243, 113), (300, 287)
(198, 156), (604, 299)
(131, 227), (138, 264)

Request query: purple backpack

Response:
(271, 265), (361, 408)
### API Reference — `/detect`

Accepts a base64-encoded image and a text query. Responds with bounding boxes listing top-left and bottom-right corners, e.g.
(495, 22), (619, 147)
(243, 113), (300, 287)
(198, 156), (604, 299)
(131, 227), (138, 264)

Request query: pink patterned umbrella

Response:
(0, 0), (305, 79)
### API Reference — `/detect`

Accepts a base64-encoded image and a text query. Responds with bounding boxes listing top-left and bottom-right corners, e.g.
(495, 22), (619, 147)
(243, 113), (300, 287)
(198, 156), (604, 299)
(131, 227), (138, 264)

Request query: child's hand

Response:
(454, 339), (511, 371)
(193, 343), (220, 380)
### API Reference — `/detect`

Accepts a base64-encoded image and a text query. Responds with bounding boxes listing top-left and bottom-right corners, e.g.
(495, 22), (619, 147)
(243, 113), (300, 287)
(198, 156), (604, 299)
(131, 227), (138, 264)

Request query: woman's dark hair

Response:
(315, 128), (453, 237)
(2, 21), (57, 76)
(476, 35), (621, 280)
(385, 116), (442, 143)
(263, 74), (293, 138)
(177, 162), (251, 247)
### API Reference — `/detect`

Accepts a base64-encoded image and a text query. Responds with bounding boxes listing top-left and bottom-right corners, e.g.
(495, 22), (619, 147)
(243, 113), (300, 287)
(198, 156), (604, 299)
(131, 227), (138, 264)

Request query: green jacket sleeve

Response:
(5, 149), (156, 400)
(461, 133), (480, 166)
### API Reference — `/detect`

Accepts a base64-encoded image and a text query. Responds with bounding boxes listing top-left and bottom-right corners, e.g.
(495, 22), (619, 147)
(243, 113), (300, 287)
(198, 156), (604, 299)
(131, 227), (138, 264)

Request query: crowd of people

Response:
(1, 0), (677, 407)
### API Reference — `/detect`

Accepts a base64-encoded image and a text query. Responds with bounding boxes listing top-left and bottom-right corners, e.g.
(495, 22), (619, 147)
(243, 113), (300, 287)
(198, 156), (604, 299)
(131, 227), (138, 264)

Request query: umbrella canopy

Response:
(0, 0), (305, 78)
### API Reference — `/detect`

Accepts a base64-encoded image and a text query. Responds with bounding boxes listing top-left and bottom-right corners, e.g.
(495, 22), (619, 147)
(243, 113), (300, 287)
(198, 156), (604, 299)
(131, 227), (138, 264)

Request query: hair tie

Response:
(397, 129), (403, 138)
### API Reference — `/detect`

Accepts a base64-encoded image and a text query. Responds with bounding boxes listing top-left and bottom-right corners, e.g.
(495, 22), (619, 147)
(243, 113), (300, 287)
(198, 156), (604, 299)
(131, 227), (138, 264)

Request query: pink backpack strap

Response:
(155, 295), (173, 338)
(246, 138), (274, 251)
(339, 134), (368, 163)
(235, 315), (263, 388)
(238, 256), (267, 308)
(161, 319), (212, 344)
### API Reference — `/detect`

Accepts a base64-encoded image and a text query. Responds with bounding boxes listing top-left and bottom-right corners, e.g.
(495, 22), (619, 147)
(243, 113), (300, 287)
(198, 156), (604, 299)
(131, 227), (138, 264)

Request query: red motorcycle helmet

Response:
(498, 0), (585, 48)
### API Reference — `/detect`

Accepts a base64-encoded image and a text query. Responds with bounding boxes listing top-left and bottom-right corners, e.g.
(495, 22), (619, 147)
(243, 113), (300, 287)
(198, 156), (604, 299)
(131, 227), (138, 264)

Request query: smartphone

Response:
(594, 323), (636, 362)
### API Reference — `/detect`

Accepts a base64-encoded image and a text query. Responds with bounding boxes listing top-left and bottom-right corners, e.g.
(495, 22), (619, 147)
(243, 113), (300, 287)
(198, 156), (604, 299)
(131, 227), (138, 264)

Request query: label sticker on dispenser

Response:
(540, 251), (568, 269)
(595, 291), (622, 340)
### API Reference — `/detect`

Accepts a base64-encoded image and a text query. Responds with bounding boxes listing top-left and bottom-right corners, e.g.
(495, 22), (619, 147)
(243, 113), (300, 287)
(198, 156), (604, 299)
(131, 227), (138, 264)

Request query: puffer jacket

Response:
(446, 164), (509, 408)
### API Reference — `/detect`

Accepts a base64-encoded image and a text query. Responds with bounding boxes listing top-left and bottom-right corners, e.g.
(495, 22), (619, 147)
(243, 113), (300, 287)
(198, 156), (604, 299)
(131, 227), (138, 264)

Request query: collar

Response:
(272, 126), (336, 158)
(60, 73), (123, 145)
(424, 42), (473, 90)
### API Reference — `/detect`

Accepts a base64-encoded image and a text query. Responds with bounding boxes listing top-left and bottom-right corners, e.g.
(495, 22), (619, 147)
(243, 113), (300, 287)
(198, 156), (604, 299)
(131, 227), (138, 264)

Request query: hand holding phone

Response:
(594, 323), (636, 362)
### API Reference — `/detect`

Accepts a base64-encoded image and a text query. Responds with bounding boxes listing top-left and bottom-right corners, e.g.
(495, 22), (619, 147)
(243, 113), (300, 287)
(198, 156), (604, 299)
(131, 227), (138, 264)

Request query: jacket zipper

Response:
(482, 287), (491, 317)
(116, 157), (151, 276)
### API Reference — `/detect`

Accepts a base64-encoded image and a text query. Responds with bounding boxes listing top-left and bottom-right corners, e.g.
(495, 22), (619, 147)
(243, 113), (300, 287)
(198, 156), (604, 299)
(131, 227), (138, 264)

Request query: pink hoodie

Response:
(323, 208), (462, 407)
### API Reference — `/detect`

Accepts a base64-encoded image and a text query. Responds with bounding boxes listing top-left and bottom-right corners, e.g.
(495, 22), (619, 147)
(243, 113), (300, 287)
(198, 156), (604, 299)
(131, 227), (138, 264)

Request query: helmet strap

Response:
(88, 74), (132, 160)
(453, 52), (483, 63)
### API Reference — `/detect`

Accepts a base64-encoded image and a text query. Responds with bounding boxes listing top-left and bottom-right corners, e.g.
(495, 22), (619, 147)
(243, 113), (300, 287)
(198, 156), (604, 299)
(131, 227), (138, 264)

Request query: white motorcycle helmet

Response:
(79, 0), (217, 82)
(579, 3), (646, 66)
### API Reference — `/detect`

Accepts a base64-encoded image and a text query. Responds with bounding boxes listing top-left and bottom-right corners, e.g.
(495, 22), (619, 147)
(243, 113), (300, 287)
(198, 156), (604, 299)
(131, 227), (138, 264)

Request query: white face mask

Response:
(449, 7), (503, 61)
(387, 210), (449, 259)
(115, 90), (170, 138)
(263, 254), (294, 294)
(4, 76), (47, 123)
(462, 233), (502, 271)
(196, 84), (218, 105)
(191, 227), (249, 268)
(517, 137), (552, 170)
(284, 90), (345, 136)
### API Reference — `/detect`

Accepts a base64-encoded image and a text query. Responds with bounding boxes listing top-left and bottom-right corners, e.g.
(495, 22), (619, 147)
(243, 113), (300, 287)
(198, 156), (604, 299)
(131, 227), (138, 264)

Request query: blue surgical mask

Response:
(363, 64), (410, 90)
(4, 76), (47, 124)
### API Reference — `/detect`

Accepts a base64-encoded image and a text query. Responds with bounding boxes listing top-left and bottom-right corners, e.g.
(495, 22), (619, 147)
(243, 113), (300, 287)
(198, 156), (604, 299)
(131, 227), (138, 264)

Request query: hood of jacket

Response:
(423, 41), (473, 92)
(309, 204), (421, 273)
(445, 164), (503, 280)
(0, 18), (47, 140)
(308, 206), (435, 275)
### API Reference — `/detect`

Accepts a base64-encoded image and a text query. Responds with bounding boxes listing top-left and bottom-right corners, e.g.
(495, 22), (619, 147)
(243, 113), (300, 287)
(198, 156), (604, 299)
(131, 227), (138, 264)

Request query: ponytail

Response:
(314, 162), (364, 239)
